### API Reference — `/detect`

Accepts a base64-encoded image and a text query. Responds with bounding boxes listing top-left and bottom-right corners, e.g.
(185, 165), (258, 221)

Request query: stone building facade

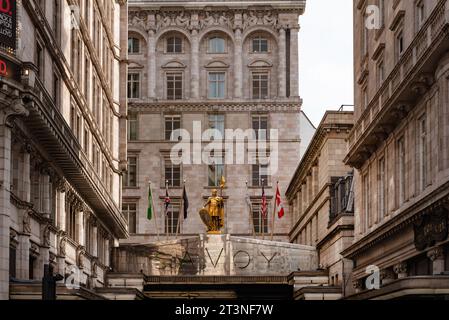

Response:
(0, 0), (129, 299)
(287, 110), (355, 299)
(123, 0), (307, 244)
(343, 0), (449, 299)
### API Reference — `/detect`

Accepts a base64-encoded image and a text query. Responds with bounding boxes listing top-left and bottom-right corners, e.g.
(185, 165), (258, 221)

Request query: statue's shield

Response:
(199, 208), (211, 228)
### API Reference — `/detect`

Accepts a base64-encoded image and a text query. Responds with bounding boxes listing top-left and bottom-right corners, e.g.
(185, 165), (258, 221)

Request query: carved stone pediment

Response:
(128, 61), (145, 69)
(248, 59), (273, 68)
(204, 60), (229, 69)
(162, 61), (187, 69)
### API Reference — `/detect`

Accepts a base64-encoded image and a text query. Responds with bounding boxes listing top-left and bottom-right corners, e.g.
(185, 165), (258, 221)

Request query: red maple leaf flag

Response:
(275, 183), (285, 219)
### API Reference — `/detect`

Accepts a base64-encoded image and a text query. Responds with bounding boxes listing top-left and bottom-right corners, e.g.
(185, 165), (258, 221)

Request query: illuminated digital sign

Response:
(0, 55), (20, 81)
(0, 0), (17, 52)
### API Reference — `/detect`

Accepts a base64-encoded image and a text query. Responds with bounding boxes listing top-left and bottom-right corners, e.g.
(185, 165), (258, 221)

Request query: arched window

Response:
(167, 36), (183, 53)
(252, 36), (268, 53)
(208, 37), (225, 53)
(128, 37), (140, 54)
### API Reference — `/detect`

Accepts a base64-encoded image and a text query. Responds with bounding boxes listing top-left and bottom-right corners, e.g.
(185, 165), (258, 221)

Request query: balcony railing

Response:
(346, 0), (449, 168)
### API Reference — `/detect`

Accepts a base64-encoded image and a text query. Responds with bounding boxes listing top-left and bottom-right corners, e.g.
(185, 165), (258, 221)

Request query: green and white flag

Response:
(147, 184), (154, 220)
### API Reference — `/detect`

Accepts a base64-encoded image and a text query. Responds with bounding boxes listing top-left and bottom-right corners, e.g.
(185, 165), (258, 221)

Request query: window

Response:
(208, 114), (225, 139)
(252, 163), (269, 187)
(252, 36), (268, 53)
(209, 37), (225, 53)
(166, 36), (182, 53)
(398, 137), (406, 205)
(252, 115), (268, 140)
(396, 30), (405, 62)
(53, 72), (60, 106)
(165, 204), (180, 235)
(362, 15), (368, 56)
(416, 1), (426, 31)
(418, 116), (427, 192)
(252, 73), (269, 99)
(128, 113), (138, 141)
(362, 86), (368, 110)
(122, 203), (137, 234)
(36, 42), (44, 80)
(166, 73), (183, 100)
(66, 200), (77, 241)
(84, 57), (90, 103)
(363, 173), (370, 232)
(53, 0), (59, 41)
(379, 0), (385, 28)
(29, 255), (36, 280)
(165, 159), (181, 187)
(128, 37), (140, 54)
(252, 204), (268, 235)
(208, 72), (226, 99)
(378, 157), (386, 220)
(377, 60), (385, 88)
(165, 115), (181, 141)
(9, 246), (16, 279)
(208, 152), (224, 187)
(84, 128), (89, 154)
(127, 73), (140, 99)
(124, 156), (137, 187)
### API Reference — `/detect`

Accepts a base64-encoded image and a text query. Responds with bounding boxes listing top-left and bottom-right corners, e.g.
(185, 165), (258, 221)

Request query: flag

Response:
(275, 183), (285, 219)
(164, 183), (171, 215)
(261, 183), (267, 218)
(147, 184), (154, 220)
(182, 185), (189, 219)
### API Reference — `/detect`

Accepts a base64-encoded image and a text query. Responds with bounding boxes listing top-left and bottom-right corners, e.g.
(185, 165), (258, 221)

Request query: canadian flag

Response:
(275, 183), (285, 219)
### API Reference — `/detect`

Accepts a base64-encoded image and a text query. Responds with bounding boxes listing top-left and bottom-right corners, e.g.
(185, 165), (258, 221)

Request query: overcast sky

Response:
(298, 0), (354, 127)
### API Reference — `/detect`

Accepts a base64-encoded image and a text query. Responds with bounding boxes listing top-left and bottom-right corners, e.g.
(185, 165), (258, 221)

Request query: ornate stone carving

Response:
(42, 225), (51, 247)
(352, 279), (363, 291)
(380, 269), (395, 285)
(77, 247), (86, 269)
(427, 246), (444, 261)
(59, 237), (67, 257)
(393, 262), (408, 278)
(23, 210), (32, 234)
(129, 9), (280, 34)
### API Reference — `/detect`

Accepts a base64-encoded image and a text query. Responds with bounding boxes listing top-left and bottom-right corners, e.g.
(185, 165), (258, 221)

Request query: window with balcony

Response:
(122, 203), (137, 234)
(165, 115), (181, 141)
(165, 159), (181, 188)
(165, 203), (180, 235)
(166, 72), (183, 100)
(123, 156), (137, 187)
(128, 113), (138, 141)
(397, 136), (406, 205)
(252, 115), (268, 140)
(208, 72), (226, 99)
(252, 73), (269, 99)
(127, 73), (140, 99)
(252, 203), (269, 235)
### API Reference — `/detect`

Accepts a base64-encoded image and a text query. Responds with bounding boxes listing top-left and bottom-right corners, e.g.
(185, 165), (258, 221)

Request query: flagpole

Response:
(246, 181), (255, 237)
(271, 181), (279, 241)
(175, 180), (186, 239)
(149, 181), (160, 242)
(262, 179), (265, 241)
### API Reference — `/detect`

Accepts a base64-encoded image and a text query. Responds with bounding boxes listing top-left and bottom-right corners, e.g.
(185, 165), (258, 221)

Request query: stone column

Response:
(191, 29), (200, 99)
(234, 28), (243, 99)
(278, 28), (287, 98)
(105, 238), (110, 267)
(92, 221), (98, 257)
(0, 123), (12, 299)
(428, 247), (445, 275)
(77, 210), (85, 247)
(37, 226), (51, 279)
(57, 183), (66, 231)
(393, 262), (408, 279)
(21, 151), (31, 203)
(289, 27), (299, 97)
(147, 30), (156, 99)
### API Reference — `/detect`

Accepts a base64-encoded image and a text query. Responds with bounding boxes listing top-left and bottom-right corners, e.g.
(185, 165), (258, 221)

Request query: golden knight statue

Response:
(199, 177), (226, 234)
